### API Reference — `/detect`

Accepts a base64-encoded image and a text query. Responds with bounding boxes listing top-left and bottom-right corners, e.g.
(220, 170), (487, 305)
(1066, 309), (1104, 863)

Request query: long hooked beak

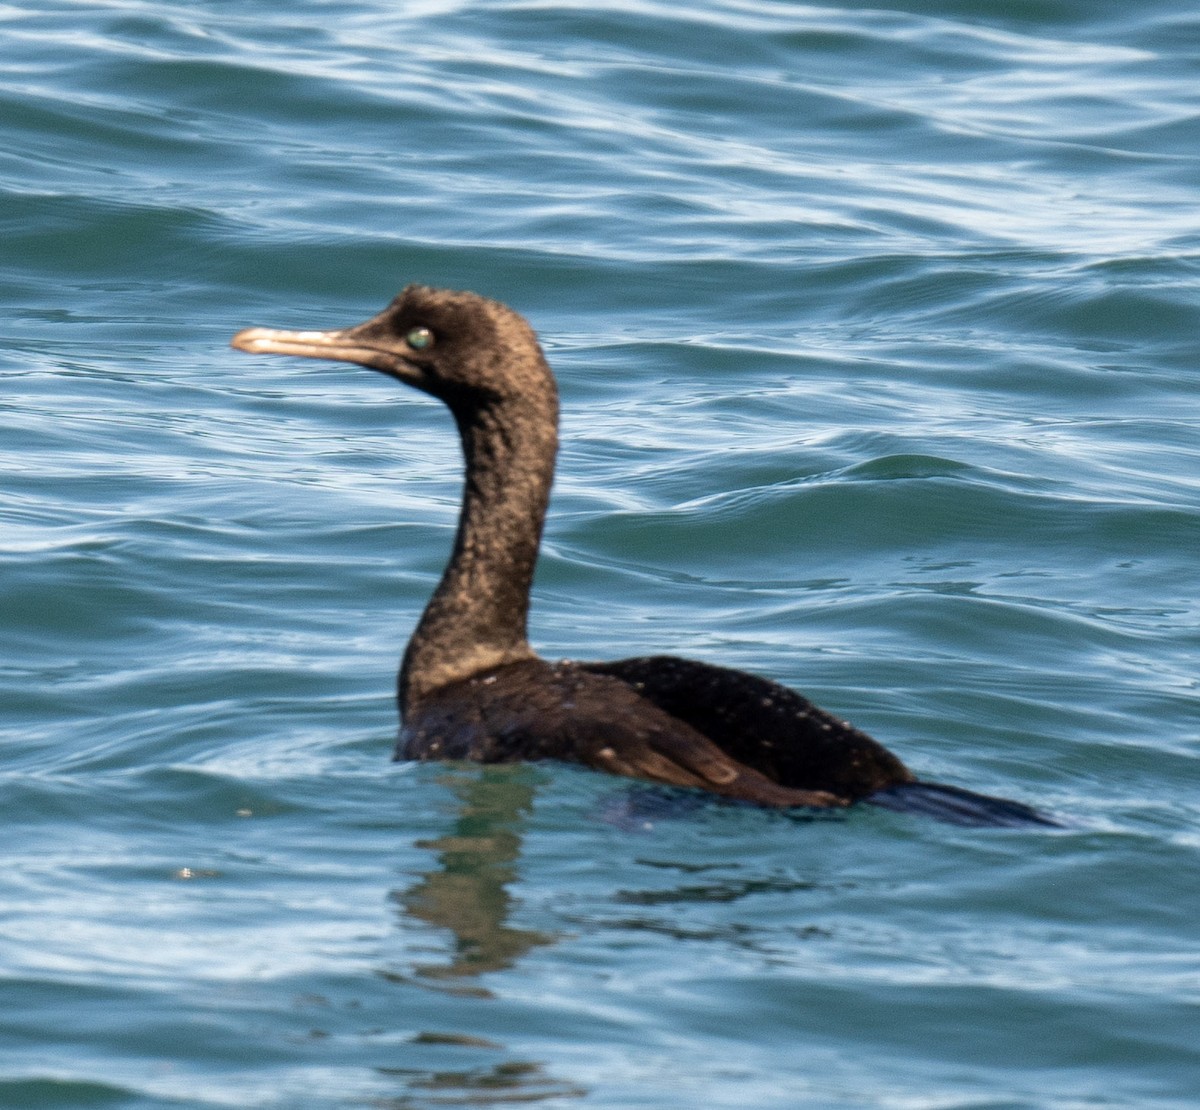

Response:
(232, 325), (374, 362)
(231, 314), (419, 381)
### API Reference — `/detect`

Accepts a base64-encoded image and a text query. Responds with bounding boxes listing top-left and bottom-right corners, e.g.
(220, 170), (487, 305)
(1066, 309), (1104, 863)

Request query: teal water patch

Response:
(2, 0), (1199, 1106)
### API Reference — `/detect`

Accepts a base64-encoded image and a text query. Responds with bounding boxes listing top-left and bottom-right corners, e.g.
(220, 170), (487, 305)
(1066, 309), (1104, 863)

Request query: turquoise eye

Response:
(406, 326), (434, 351)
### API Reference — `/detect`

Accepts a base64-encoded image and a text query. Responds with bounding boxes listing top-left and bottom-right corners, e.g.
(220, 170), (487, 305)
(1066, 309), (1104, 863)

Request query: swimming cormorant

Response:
(232, 286), (1055, 827)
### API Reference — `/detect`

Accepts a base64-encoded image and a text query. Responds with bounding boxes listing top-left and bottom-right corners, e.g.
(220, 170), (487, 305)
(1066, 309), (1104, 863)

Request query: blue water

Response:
(3, 1), (1199, 1106)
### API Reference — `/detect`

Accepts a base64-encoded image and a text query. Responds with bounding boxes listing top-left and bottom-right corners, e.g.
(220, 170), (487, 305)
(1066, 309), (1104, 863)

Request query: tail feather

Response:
(865, 781), (1061, 828)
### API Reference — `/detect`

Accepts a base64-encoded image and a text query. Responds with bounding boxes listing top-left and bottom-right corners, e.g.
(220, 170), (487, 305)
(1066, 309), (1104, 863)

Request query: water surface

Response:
(2, 1), (1199, 1107)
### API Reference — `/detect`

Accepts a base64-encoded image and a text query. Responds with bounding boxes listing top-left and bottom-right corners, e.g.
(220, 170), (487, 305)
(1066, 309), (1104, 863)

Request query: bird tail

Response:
(864, 781), (1061, 828)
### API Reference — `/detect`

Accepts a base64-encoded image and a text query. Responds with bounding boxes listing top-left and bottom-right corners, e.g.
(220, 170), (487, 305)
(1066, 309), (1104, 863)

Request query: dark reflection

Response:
(393, 766), (557, 980)
(375, 1060), (586, 1108)
(380, 768), (583, 1107)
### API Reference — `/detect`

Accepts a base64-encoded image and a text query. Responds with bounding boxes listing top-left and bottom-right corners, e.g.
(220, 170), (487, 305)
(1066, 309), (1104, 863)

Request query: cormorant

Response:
(233, 286), (1056, 827)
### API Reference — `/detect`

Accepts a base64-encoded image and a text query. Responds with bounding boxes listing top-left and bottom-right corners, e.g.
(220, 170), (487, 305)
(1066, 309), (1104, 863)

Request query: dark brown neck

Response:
(399, 388), (558, 709)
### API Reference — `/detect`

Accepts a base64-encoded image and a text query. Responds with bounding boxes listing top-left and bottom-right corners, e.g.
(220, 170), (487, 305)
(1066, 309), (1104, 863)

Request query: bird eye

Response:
(406, 326), (434, 351)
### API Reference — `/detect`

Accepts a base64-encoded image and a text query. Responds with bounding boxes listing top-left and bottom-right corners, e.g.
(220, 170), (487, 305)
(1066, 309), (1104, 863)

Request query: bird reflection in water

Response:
(380, 768), (583, 1107)
(394, 766), (556, 981)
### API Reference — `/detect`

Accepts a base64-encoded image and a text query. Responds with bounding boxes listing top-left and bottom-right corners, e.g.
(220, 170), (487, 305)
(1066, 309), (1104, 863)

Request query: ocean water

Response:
(2, 0), (1199, 1106)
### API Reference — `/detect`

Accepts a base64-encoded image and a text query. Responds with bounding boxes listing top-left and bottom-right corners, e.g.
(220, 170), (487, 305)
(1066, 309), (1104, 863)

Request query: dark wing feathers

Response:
(400, 658), (846, 807)
(581, 655), (914, 800)
(399, 656), (1056, 824)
